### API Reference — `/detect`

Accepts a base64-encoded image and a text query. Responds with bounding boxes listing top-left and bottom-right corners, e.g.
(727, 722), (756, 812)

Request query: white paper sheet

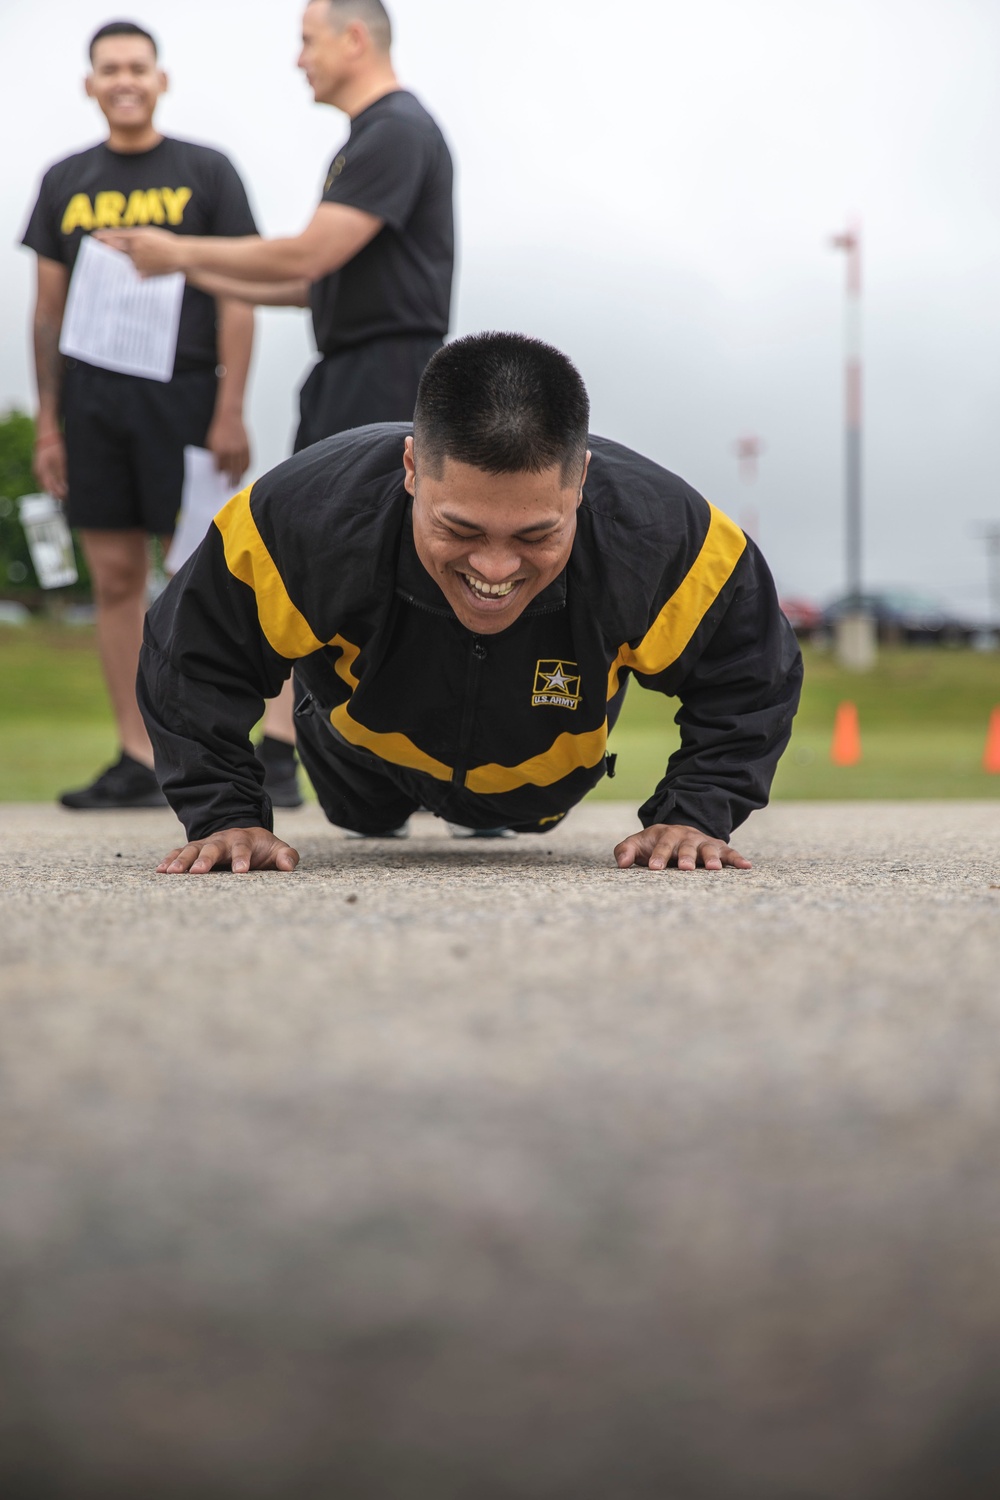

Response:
(165, 447), (239, 574)
(59, 234), (185, 383)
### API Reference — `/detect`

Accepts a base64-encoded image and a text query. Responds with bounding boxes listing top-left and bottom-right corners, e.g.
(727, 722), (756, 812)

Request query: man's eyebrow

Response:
(439, 510), (560, 534)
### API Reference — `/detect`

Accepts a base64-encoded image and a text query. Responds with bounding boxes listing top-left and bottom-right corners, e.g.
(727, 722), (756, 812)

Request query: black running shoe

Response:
(256, 735), (304, 809)
(59, 751), (168, 810)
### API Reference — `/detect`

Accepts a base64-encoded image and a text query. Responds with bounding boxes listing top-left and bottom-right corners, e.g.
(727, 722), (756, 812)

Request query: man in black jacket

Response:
(140, 333), (802, 876)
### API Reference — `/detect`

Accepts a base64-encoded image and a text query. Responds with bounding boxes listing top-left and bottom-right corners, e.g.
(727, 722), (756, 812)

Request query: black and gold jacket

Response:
(139, 425), (802, 842)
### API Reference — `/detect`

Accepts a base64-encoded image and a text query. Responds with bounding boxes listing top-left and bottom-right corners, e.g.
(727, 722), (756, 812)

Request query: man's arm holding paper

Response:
(31, 256), (69, 501)
(96, 201), (383, 285)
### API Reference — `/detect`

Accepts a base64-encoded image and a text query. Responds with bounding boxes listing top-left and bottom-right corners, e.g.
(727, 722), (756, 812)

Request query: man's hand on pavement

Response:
(157, 827), (299, 876)
(614, 823), (752, 873)
(95, 227), (184, 275)
(206, 409), (251, 487)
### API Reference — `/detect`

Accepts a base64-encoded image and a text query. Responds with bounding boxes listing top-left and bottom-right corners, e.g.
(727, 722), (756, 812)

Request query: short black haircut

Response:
(89, 21), (158, 63)
(413, 333), (591, 483)
(321, 0), (392, 51)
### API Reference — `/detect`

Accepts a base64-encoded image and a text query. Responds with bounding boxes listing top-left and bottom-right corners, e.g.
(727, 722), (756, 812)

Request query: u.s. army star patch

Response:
(532, 660), (582, 709)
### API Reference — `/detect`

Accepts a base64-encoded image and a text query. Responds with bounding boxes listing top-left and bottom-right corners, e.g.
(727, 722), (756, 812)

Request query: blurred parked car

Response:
(779, 596), (824, 636)
(822, 589), (979, 645)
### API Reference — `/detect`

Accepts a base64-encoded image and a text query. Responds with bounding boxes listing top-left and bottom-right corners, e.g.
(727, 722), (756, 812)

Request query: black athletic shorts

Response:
(61, 360), (218, 534)
(294, 333), (443, 452)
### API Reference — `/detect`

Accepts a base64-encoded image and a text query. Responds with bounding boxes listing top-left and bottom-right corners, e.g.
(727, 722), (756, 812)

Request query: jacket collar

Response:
(395, 500), (567, 620)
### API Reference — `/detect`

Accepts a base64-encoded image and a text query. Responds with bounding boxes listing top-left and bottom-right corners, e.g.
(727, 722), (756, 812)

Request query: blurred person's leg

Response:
(256, 680), (302, 809)
(58, 366), (164, 808)
(259, 336), (445, 803)
(59, 364), (219, 810)
(82, 529), (154, 766)
(59, 528), (166, 810)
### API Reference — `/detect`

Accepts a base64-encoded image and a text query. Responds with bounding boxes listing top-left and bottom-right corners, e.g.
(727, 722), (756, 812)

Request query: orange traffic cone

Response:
(831, 701), (862, 766)
(984, 707), (1000, 774)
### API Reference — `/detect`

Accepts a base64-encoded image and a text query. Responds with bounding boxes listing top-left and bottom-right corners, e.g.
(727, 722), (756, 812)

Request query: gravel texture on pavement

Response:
(2, 799), (1000, 1499)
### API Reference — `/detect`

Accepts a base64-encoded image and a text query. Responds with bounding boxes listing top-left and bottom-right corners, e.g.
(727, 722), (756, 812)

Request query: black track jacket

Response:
(138, 425), (803, 842)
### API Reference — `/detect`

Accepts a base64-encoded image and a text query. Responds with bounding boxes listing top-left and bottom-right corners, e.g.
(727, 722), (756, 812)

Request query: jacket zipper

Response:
(452, 635), (487, 786)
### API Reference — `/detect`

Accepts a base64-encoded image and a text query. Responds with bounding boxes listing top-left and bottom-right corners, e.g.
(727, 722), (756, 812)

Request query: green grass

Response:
(1, 624), (118, 800)
(594, 643), (1000, 802)
(2, 625), (999, 802)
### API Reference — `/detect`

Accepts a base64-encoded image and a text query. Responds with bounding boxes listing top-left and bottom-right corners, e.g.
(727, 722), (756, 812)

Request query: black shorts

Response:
(62, 360), (218, 534)
(294, 333), (443, 452)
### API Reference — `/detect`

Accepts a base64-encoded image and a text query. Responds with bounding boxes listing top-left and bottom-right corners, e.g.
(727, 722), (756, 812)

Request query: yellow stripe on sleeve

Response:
(607, 503), (747, 699)
(215, 487), (325, 660)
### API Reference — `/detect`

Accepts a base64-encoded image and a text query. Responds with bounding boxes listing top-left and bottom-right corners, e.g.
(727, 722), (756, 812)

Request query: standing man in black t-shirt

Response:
(21, 20), (258, 810)
(101, 0), (455, 804)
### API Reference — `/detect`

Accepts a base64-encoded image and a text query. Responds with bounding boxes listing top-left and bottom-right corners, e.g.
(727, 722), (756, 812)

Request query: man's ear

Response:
(402, 436), (416, 497)
(578, 450), (592, 505)
(84, 74), (96, 99)
(345, 20), (369, 58)
(159, 69), (169, 95)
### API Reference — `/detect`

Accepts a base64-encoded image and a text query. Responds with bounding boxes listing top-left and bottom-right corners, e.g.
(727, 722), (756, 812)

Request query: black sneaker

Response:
(59, 752), (168, 810)
(256, 735), (304, 809)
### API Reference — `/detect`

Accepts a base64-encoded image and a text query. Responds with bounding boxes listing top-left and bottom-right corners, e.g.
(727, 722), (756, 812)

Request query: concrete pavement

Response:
(2, 800), (1000, 1498)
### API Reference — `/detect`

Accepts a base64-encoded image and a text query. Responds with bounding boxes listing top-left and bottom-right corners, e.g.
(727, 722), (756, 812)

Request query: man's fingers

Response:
(157, 830), (299, 876)
(615, 825), (753, 874)
(35, 443), (68, 500)
(225, 837), (254, 875)
(649, 832), (684, 872)
(94, 230), (132, 251)
(218, 452), (249, 486)
(189, 840), (228, 874)
(614, 838), (639, 869)
(160, 841), (218, 875)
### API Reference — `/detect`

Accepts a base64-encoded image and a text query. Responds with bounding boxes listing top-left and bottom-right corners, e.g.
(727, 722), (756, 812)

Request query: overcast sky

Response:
(2, 0), (998, 611)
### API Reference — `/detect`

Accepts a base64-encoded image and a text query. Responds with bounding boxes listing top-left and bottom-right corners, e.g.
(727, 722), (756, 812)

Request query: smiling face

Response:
(404, 438), (589, 635)
(86, 36), (166, 134)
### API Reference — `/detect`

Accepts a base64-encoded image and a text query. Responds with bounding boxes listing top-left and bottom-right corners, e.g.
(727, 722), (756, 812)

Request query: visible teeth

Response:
(464, 575), (516, 598)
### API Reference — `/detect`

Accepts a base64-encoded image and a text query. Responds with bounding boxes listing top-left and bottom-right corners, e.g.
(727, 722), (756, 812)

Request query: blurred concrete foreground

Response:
(2, 800), (1000, 1499)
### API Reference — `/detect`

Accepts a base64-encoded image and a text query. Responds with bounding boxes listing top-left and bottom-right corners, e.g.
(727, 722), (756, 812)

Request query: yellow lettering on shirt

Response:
(145, 189), (167, 225)
(61, 194), (96, 234)
(122, 189), (153, 226)
(162, 186), (192, 225)
(61, 185), (193, 235)
(93, 191), (127, 228)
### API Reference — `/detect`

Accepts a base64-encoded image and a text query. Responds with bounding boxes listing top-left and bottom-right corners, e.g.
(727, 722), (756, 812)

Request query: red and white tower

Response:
(732, 434), (764, 545)
(831, 224), (863, 608)
(830, 222), (875, 668)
